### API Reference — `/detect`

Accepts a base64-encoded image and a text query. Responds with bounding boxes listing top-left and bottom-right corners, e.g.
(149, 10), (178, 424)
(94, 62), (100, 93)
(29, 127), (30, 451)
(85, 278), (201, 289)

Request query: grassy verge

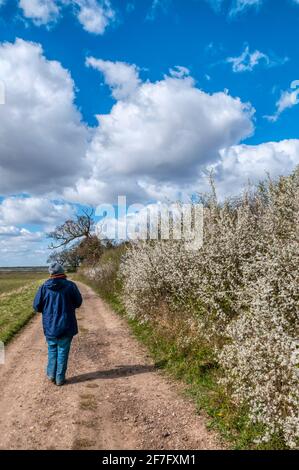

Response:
(0, 280), (44, 344)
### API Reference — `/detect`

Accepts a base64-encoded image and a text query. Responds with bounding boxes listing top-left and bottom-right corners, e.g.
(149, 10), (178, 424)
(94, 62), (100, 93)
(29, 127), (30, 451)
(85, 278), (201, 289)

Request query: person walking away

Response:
(33, 263), (83, 386)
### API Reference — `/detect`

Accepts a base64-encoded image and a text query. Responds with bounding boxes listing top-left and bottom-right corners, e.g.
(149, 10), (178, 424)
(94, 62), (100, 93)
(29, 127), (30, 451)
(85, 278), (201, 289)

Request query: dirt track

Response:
(0, 282), (220, 450)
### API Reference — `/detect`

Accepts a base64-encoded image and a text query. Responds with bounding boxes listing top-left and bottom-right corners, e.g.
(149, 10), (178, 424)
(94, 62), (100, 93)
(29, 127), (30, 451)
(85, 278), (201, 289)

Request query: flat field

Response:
(0, 271), (46, 343)
(0, 271), (46, 295)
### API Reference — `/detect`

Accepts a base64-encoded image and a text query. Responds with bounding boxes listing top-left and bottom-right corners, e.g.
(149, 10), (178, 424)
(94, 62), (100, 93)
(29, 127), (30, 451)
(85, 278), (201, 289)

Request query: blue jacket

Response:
(33, 278), (82, 339)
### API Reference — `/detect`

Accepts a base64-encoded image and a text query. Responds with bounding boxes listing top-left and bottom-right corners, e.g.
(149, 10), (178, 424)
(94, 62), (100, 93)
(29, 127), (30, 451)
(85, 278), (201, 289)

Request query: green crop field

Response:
(0, 271), (46, 295)
(0, 271), (47, 343)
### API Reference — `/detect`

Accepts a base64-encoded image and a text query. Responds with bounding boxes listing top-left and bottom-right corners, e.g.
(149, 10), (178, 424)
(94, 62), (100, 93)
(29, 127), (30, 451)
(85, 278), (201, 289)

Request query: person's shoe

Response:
(47, 376), (55, 383)
(56, 380), (65, 386)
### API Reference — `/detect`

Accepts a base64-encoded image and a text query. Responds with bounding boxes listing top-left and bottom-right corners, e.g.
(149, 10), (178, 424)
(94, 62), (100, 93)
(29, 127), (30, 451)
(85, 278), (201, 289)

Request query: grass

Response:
(127, 316), (267, 449)
(0, 272), (46, 343)
(126, 312), (285, 449)
(75, 257), (284, 450)
(0, 271), (46, 295)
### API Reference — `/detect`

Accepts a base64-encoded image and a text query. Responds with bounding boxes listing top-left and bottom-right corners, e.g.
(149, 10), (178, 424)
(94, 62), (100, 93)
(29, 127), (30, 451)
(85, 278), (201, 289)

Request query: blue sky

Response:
(0, 0), (299, 266)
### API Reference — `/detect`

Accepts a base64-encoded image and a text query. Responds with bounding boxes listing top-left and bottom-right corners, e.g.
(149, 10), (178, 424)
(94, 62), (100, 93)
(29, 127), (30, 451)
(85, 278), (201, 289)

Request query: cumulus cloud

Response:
(65, 58), (299, 206)
(0, 194), (76, 265)
(18, 0), (116, 34)
(95, 139), (299, 240)
(1, 42), (297, 211)
(73, 0), (115, 34)
(0, 197), (75, 228)
(0, 38), (88, 195)
(0, 225), (42, 239)
(19, 0), (60, 25)
(210, 139), (299, 198)
(64, 59), (254, 204)
(226, 45), (287, 73)
(2, 46), (299, 264)
(0, 226), (45, 266)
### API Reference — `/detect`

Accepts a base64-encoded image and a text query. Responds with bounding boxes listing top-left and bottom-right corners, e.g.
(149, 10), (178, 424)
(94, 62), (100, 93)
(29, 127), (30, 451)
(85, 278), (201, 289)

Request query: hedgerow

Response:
(84, 167), (299, 448)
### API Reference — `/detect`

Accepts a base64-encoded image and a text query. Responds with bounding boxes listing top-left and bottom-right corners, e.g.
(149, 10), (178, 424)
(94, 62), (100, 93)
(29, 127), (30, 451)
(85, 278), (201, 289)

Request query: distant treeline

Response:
(0, 267), (48, 272)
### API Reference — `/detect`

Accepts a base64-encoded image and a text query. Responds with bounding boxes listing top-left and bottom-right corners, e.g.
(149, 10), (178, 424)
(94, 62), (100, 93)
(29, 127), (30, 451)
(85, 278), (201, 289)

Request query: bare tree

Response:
(48, 208), (94, 249)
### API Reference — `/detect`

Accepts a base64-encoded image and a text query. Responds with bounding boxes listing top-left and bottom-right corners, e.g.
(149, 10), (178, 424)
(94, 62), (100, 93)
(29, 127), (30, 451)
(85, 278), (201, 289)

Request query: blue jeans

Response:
(46, 336), (73, 384)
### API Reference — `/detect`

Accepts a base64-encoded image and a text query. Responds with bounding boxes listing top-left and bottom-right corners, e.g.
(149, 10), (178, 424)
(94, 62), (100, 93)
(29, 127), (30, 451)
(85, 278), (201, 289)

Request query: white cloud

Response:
(0, 38), (88, 195)
(96, 139), (299, 239)
(65, 57), (299, 205)
(1, 42), (297, 211)
(86, 57), (141, 100)
(74, 0), (115, 35)
(0, 194), (77, 264)
(226, 45), (287, 73)
(227, 46), (269, 72)
(0, 197), (75, 228)
(0, 226), (46, 266)
(210, 139), (299, 198)
(19, 0), (60, 25)
(64, 59), (254, 204)
(0, 195), (76, 265)
(0, 225), (42, 239)
(121, 138), (299, 202)
(1, 49), (299, 264)
(18, 0), (115, 35)
(265, 83), (299, 122)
